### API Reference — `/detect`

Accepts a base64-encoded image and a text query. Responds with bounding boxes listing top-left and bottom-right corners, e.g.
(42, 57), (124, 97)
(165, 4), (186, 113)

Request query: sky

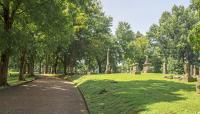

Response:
(101, 0), (190, 35)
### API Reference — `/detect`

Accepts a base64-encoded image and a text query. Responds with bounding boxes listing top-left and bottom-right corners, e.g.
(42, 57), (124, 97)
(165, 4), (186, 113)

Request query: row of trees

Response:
(147, 4), (199, 74)
(1, 0), (200, 87)
(0, 0), (112, 86)
(112, 0), (200, 75)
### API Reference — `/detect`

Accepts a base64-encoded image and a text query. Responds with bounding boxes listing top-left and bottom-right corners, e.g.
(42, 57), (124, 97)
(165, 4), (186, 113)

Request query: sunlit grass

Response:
(39, 74), (63, 77)
(72, 73), (200, 114)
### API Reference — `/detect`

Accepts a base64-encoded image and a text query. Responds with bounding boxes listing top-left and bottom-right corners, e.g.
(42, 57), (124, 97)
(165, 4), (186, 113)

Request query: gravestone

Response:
(183, 61), (195, 82)
(143, 56), (151, 73)
(196, 77), (200, 94)
(132, 63), (141, 75)
(87, 72), (91, 75)
(129, 67), (133, 74)
(163, 62), (168, 74)
(193, 65), (197, 77)
(190, 65), (193, 76)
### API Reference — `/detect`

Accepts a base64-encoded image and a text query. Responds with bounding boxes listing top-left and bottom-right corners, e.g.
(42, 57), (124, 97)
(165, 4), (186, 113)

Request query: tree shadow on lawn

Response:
(78, 79), (196, 114)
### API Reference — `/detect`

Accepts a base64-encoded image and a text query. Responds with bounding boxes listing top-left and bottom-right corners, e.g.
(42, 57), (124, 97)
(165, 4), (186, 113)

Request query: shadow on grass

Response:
(77, 79), (195, 114)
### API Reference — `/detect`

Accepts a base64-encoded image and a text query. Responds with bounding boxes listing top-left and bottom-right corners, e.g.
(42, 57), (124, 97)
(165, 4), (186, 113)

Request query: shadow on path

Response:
(0, 77), (88, 114)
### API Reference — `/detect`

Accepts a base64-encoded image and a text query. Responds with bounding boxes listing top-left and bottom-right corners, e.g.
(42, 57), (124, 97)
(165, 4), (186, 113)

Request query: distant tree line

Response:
(0, 0), (200, 86)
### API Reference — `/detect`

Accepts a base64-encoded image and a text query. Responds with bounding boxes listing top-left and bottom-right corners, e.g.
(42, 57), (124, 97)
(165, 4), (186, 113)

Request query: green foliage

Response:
(168, 57), (184, 74)
(0, 0), (199, 79)
(150, 55), (162, 73)
(147, 5), (199, 74)
(191, 0), (200, 13)
(189, 21), (200, 52)
(115, 22), (135, 70)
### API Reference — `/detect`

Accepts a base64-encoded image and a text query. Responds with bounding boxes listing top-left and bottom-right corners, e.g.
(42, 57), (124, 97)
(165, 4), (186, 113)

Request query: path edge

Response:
(66, 78), (91, 114)
(0, 76), (38, 91)
(76, 86), (91, 114)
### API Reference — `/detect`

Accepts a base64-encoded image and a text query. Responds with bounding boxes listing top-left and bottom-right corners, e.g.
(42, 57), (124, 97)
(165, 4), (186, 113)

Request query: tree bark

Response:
(52, 56), (58, 74)
(97, 59), (102, 73)
(45, 55), (49, 74)
(0, 0), (22, 86)
(0, 51), (10, 86)
(28, 57), (34, 76)
(45, 64), (48, 74)
(0, 1), (11, 86)
(63, 55), (67, 75)
(19, 50), (26, 81)
(39, 61), (42, 74)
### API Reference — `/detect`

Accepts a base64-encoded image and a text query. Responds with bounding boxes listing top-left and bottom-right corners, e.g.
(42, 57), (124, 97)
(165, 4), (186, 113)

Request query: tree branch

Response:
(11, 0), (22, 21)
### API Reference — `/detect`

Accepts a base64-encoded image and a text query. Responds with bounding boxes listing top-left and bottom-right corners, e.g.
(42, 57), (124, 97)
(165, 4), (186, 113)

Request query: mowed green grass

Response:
(72, 73), (200, 114)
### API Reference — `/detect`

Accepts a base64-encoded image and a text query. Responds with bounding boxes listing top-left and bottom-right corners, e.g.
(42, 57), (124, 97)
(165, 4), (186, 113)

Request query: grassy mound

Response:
(72, 73), (200, 114)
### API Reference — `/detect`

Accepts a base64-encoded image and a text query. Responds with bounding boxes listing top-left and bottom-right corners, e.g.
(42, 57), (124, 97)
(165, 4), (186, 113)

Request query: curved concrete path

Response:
(0, 77), (88, 114)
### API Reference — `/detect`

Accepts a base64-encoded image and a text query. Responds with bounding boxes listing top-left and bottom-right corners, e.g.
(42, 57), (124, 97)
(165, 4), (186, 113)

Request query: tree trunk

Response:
(63, 64), (67, 75)
(97, 60), (102, 73)
(0, 51), (10, 86)
(19, 50), (26, 81)
(45, 65), (48, 74)
(28, 58), (34, 76)
(0, 1), (11, 86)
(28, 63), (30, 74)
(52, 56), (58, 74)
(39, 61), (42, 74)
(23, 62), (27, 74)
(52, 65), (57, 74)
(45, 55), (49, 74)
(63, 55), (67, 75)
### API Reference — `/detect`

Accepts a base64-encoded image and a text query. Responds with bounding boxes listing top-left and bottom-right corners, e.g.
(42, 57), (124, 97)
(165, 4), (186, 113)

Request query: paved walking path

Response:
(0, 77), (88, 114)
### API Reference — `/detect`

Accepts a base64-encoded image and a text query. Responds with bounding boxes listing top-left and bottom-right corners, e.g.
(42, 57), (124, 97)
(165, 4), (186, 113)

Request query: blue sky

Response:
(101, 0), (190, 34)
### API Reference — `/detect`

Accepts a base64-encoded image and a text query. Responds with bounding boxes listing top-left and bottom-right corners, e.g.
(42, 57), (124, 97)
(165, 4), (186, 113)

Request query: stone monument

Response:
(193, 65), (197, 77)
(132, 63), (141, 75)
(183, 61), (194, 82)
(196, 77), (200, 94)
(105, 48), (111, 74)
(143, 56), (151, 73)
(163, 62), (168, 74)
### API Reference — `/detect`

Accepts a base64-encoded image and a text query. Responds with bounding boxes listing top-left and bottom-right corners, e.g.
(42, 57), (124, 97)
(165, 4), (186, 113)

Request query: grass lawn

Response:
(0, 72), (35, 89)
(72, 73), (200, 114)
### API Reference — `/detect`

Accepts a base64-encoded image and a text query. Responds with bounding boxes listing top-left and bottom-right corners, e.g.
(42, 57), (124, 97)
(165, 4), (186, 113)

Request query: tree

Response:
(190, 22), (200, 51)
(0, 0), (23, 86)
(0, 0), (73, 85)
(115, 22), (134, 70)
(147, 5), (198, 74)
(128, 36), (150, 70)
